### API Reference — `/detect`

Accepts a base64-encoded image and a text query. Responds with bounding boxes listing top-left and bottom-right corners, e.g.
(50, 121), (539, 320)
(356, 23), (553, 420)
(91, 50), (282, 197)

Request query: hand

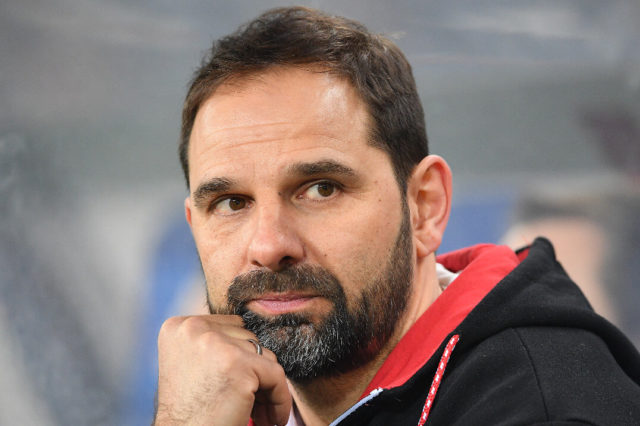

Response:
(154, 315), (292, 426)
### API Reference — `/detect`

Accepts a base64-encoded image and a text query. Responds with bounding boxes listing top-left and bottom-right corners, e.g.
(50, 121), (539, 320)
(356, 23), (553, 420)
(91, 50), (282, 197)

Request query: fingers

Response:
(160, 315), (278, 362)
(250, 356), (292, 426)
(161, 314), (248, 339)
(156, 314), (291, 426)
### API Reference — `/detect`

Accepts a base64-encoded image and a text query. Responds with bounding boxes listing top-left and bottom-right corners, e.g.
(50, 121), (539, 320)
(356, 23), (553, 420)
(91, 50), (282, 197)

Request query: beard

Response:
(208, 208), (413, 384)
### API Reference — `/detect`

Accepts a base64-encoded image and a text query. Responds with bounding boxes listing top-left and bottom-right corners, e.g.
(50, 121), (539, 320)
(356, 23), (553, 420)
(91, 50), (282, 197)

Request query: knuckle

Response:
(273, 362), (286, 380)
(265, 346), (276, 357)
(180, 315), (208, 331)
(236, 374), (260, 395)
(196, 329), (225, 350)
(158, 316), (185, 341)
(263, 348), (278, 362)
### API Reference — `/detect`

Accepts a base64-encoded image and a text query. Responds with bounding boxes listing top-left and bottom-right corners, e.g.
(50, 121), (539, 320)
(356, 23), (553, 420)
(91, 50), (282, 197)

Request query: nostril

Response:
(280, 255), (296, 267)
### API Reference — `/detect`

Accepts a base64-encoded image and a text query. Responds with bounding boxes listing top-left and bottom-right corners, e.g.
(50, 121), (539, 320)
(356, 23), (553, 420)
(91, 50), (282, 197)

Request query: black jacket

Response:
(336, 238), (640, 425)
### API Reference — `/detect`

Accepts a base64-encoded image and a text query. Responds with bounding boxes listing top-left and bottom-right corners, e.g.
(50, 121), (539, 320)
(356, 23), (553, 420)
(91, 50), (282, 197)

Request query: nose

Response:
(247, 202), (304, 271)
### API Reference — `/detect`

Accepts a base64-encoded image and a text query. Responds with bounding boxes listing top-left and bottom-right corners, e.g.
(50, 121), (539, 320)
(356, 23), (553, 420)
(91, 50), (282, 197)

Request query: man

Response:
(155, 7), (640, 425)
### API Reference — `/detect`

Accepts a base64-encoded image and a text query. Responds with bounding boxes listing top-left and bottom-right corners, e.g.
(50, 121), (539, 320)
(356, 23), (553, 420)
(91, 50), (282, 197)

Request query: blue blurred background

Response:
(1, 1), (639, 424)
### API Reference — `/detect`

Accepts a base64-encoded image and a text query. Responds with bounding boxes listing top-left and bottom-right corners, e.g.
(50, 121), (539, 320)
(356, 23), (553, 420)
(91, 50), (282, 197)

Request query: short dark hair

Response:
(180, 6), (428, 189)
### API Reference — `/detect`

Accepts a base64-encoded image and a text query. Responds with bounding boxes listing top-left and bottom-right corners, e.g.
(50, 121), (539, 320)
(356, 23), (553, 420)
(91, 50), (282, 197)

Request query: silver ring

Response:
(247, 339), (262, 355)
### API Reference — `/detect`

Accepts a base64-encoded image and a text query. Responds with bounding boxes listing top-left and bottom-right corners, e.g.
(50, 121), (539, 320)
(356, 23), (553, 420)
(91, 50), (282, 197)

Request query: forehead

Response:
(188, 67), (379, 179)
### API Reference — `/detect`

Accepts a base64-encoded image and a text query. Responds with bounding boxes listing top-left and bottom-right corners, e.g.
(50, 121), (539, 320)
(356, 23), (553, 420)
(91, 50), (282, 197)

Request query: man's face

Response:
(186, 67), (414, 380)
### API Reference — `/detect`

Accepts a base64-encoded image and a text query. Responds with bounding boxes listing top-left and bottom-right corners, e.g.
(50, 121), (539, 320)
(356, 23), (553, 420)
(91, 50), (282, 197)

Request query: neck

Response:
(290, 254), (441, 425)
(289, 329), (402, 426)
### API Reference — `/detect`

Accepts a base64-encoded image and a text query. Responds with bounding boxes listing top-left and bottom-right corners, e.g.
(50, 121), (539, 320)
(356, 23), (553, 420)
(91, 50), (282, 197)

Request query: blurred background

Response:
(1, 0), (639, 424)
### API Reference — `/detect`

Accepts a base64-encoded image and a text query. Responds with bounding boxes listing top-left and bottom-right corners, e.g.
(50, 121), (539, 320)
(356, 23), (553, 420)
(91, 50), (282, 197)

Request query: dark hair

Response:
(180, 6), (428, 189)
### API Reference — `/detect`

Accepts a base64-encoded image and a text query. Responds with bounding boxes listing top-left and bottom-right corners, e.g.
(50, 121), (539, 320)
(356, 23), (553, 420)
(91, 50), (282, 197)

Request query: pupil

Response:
(229, 198), (244, 210)
(318, 183), (334, 196)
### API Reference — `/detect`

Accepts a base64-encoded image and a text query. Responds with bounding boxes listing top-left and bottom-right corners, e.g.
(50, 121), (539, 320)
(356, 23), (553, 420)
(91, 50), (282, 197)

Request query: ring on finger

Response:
(247, 339), (263, 356)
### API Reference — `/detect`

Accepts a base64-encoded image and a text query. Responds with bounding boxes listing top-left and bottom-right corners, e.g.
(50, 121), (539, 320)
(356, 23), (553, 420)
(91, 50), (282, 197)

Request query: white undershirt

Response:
(436, 262), (460, 292)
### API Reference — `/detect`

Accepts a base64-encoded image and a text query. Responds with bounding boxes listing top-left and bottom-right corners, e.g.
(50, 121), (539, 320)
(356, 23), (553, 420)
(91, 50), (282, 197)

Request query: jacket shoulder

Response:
(428, 326), (640, 425)
(514, 325), (640, 424)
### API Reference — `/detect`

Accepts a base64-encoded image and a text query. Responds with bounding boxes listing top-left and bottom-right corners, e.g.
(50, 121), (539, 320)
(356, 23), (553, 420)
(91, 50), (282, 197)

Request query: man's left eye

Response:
(303, 181), (337, 200)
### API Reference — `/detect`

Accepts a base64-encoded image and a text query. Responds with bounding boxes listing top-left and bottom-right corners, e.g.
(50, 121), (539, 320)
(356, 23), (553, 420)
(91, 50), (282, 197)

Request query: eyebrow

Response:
(286, 160), (356, 178)
(192, 177), (234, 208)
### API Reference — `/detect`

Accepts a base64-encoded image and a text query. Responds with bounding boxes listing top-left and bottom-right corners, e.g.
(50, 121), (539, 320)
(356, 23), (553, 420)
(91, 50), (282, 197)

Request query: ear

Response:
(184, 196), (193, 227)
(406, 155), (452, 258)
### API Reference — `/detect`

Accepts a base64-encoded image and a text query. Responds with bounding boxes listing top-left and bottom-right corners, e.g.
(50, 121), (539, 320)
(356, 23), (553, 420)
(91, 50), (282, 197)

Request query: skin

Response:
(156, 66), (452, 426)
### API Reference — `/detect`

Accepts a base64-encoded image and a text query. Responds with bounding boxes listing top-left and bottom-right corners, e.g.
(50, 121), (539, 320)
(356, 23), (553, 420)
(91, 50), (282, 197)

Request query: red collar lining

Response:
(361, 244), (521, 396)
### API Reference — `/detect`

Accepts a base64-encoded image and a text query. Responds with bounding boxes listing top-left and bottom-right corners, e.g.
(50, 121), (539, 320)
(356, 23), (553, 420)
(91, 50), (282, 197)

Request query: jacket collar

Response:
(361, 244), (522, 396)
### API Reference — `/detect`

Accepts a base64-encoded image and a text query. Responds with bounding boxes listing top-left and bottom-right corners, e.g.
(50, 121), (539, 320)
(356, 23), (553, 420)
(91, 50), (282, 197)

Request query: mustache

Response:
(226, 264), (345, 314)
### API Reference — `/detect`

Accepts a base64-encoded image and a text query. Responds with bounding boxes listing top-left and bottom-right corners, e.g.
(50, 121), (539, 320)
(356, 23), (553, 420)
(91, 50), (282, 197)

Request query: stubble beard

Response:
(207, 208), (413, 384)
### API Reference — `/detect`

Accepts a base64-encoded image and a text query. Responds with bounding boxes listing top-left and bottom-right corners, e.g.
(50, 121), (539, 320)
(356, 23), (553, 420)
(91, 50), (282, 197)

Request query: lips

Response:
(247, 292), (319, 315)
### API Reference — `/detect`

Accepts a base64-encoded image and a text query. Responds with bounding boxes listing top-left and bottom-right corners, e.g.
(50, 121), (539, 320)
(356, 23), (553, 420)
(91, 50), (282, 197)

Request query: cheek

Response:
(316, 201), (402, 297)
(191, 222), (246, 305)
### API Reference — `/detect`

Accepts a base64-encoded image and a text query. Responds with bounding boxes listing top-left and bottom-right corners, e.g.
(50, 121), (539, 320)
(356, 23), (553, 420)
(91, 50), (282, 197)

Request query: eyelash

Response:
(299, 180), (342, 200)
(207, 180), (343, 214)
(208, 195), (249, 214)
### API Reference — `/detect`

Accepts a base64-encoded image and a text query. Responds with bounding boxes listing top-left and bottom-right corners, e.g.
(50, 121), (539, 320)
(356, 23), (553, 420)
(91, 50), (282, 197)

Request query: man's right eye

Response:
(212, 197), (247, 214)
